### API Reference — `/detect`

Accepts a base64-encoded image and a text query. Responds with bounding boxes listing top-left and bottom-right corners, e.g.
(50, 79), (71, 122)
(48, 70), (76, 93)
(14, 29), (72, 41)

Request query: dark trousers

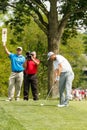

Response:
(23, 74), (38, 100)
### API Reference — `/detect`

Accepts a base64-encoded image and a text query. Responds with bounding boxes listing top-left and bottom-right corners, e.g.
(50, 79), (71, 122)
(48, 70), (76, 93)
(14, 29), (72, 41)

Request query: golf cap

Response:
(17, 47), (22, 51)
(31, 51), (36, 55)
(47, 52), (54, 60)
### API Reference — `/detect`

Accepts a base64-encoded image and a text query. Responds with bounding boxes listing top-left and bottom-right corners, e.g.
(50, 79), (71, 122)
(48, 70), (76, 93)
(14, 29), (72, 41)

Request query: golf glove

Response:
(56, 76), (60, 81)
(54, 76), (60, 83)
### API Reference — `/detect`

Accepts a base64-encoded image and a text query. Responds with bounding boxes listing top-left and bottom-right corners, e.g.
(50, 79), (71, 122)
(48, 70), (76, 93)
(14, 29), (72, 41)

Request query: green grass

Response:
(0, 97), (87, 130)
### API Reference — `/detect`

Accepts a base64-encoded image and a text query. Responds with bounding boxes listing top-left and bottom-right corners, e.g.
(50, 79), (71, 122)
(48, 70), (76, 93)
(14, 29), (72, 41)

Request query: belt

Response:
(12, 71), (23, 73)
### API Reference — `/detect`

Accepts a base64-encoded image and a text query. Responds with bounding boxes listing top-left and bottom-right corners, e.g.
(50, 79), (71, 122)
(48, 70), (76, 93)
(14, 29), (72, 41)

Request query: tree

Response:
(0, 23), (85, 96)
(0, 0), (87, 95)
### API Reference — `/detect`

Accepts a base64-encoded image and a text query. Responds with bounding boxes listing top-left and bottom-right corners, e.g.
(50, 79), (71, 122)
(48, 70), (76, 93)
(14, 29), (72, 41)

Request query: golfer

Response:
(47, 52), (74, 107)
(3, 45), (25, 101)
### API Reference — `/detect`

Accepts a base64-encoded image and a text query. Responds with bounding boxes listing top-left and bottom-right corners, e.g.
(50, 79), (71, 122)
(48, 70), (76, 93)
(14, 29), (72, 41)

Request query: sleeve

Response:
(53, 55), (62, 70)
(53, 62), (59, 70)
(9, 53), (14, 59)
(56, 56), (63, 64)
(23, 57), (26, 63)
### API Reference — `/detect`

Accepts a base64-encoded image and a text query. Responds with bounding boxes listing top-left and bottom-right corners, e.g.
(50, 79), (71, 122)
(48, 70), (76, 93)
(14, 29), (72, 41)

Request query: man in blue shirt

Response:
(3, 45), (25, 101)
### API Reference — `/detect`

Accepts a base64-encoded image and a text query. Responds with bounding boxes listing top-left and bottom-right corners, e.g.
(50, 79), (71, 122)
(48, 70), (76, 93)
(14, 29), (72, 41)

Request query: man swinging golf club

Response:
(47, 52), (74, 107)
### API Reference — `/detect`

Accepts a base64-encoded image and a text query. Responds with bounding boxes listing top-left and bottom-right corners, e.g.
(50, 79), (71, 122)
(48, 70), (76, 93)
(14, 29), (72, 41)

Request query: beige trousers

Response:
(8, 72), (23, 99)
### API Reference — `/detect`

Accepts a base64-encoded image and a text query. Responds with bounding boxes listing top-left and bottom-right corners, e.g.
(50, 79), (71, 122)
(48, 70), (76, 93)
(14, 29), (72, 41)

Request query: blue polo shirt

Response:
(9, 53), (25, 72)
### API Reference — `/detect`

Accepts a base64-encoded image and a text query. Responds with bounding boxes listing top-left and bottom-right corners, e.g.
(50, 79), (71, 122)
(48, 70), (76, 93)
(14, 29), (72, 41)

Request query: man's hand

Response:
(54, 76), (60, 83)
(31, 55), (40, 65)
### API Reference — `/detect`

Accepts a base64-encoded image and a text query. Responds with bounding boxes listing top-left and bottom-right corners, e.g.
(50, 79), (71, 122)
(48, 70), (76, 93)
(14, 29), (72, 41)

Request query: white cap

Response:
(17, 47), (22, 51)
(47, 52), (54, 60)
(31, 51), (36, 55)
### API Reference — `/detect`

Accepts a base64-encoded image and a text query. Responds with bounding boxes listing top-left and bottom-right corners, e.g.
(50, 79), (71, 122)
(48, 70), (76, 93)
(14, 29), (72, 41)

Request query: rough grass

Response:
(0, 97), (87, 130)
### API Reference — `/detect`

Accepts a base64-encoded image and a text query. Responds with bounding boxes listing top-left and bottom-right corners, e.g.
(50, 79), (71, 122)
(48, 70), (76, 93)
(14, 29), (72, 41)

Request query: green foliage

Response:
(61, 28), (78, 45)
(0, 0), (87, 94)
(82, 34), (87, 53)
(0, 0), (8, 13)
(0, 0), (87, 35)
(0, 21), (86, 96)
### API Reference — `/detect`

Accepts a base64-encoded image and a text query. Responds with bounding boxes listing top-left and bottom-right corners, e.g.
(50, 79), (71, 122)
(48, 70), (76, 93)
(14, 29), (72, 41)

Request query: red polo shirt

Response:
(25, 59), (39, 74)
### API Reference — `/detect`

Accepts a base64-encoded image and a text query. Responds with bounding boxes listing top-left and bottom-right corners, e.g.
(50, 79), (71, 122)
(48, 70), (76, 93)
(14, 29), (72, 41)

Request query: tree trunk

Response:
(47, 0), (59, 97)
(47, 0), (67, 98)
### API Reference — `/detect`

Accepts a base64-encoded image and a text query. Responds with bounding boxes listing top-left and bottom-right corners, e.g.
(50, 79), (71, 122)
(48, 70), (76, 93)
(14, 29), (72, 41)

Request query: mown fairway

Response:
(0, 97), (87, 130)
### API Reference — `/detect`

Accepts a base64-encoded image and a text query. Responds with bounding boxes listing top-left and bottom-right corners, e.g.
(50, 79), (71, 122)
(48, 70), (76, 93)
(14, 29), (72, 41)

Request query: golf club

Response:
(40, 84), (55, 106)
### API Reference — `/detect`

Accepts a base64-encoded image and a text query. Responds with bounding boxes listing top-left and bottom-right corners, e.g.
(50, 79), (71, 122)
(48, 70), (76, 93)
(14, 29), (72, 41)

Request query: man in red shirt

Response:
(23, 51), (40, 100)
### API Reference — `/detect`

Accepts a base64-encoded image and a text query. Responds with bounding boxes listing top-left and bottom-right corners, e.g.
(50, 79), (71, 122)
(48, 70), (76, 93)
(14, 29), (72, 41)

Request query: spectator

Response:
(85, 89), (87, 99)
(23, 51), (40, 101)
(75, 89), (82, 101)
(3, 45), (25, 101)
(47, 52), (74, 107)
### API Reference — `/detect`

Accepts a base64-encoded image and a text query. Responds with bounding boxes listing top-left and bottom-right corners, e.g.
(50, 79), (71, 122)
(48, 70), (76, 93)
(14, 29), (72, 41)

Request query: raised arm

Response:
(31, 57), (40, 65)
(3, 45), (11, 55)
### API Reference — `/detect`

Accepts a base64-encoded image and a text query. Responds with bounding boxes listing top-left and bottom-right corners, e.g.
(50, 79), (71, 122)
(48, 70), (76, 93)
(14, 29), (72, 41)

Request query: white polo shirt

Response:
(53, 55), (73, 72)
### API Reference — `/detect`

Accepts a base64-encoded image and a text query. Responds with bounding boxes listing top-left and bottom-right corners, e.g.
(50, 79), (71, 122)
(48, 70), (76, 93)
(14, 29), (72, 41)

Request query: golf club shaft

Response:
(45, 85), (55, 100)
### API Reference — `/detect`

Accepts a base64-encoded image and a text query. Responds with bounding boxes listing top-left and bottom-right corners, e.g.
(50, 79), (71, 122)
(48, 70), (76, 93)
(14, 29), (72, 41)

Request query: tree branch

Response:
(26, 0), (49, 17)
(57, 12), (71, 39)
(25, 1), (48, 34)
(74, 7), (87, 14)
(30, 12), (48, 35)
(57, 0), (87, 39)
